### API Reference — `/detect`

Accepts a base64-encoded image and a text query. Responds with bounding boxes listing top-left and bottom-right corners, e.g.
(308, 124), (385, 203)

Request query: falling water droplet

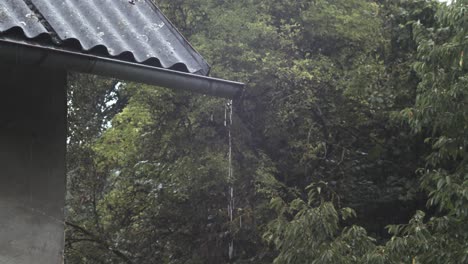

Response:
(229, 241), (234, 260)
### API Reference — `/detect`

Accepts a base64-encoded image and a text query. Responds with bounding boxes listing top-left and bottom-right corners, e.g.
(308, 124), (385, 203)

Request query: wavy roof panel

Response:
(0, 0), (210, 75)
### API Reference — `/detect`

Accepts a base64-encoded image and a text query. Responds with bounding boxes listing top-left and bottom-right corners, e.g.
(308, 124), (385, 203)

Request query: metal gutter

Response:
(0, 39), (244, 99)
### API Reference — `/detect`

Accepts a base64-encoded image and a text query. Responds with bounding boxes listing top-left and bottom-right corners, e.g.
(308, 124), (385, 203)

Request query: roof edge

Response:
(0, 39), (243, 99)
(145, 0), (212, 76)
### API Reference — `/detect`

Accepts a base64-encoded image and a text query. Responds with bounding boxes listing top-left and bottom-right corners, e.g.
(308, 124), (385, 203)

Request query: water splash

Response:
(225, 99), (235, 261)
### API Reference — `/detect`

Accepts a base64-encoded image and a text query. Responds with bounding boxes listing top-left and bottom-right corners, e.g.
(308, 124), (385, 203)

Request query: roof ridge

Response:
(22, 0), (61, 44)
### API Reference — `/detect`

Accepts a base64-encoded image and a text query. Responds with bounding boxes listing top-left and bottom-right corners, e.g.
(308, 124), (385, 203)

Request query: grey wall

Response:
(0, 64), (66, 264)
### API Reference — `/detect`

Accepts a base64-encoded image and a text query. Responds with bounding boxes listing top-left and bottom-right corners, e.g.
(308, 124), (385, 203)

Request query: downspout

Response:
(0, 39), (244, 99)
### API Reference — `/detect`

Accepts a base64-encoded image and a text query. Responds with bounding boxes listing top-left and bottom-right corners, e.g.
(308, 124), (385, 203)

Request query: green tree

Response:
(383, 1), (468, 262)
(65, 0), (467, 263)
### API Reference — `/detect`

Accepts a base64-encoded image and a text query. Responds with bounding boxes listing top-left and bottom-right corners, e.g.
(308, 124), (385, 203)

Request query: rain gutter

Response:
(0, 39), (244, 99)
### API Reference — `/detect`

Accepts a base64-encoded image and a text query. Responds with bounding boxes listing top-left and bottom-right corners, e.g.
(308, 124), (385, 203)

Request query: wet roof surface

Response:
(0, 0), (210, 75)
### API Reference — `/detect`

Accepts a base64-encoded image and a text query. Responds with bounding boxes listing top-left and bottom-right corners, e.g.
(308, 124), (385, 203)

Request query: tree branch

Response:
(66, 221), (134, 264)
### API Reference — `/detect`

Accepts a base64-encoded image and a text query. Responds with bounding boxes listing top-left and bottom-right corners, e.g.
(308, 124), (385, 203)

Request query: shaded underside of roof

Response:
(0, 0), (210, 75)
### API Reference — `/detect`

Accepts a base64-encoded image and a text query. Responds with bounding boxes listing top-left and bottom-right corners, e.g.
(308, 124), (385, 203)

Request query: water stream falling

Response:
(225, 99), (235, 261)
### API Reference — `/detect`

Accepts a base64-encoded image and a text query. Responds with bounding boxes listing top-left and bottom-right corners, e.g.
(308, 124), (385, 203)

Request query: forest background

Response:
(65, 0), (467, 263)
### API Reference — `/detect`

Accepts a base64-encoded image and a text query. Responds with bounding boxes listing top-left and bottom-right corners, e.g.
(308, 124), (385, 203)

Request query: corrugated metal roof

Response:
(0, 0), (210, 75)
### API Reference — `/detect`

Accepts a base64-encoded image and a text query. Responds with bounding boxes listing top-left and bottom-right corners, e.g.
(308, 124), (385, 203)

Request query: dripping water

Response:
(225, 99), (235, 261)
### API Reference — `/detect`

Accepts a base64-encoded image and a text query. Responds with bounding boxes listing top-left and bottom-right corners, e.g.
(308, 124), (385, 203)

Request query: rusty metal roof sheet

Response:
(0, 0), (210, 75)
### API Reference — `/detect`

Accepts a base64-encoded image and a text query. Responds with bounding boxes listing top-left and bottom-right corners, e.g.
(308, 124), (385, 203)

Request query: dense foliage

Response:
(65, 0), (467, 263)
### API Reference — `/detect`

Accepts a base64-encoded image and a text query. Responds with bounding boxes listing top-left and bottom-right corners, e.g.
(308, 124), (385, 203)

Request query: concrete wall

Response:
(0, 64), (66, 264)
